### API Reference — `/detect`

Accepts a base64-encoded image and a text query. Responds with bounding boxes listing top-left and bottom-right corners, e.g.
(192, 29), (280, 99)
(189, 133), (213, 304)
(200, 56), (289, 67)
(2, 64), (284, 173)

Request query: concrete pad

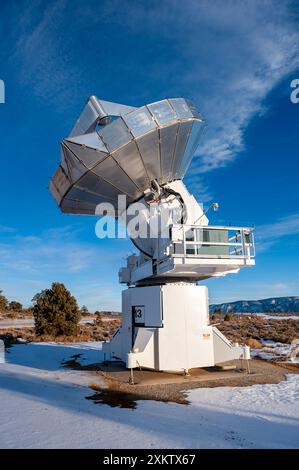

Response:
(100, 360), (257, 387)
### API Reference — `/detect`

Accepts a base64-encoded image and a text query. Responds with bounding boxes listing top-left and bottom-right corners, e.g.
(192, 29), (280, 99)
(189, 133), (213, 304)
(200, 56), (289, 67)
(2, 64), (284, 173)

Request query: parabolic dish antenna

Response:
(50, 97), (205, 215)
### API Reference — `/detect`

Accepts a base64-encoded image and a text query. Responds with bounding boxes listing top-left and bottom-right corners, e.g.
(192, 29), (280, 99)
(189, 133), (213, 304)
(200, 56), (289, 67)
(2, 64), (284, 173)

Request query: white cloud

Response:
(0, 225), (16, 233)
(0, 225), (129, 274)
(208, 275), (299, 304)
(259, 213), (299, 239)
(184, 175), (213, 202)
(9, 0), (299, 174)
(71, 1), (299, 174)
(0, 225), (131, 308)
(73, 281), (122, 311)
(256, 213), (299, 251)
(8, 0), (84, 110)
(168, 0), (299, 173)
(78, 1), (299, 195)
(271, 282), (290, 293)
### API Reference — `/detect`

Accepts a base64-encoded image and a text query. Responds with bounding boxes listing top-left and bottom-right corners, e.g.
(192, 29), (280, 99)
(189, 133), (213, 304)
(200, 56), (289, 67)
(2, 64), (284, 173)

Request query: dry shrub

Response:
(217, 315), (299, 344)
(246, 338), (262, 349)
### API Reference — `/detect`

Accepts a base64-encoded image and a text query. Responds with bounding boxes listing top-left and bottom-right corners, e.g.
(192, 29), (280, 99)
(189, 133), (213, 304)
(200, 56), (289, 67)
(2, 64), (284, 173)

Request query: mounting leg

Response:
(129, 368), (134, 385)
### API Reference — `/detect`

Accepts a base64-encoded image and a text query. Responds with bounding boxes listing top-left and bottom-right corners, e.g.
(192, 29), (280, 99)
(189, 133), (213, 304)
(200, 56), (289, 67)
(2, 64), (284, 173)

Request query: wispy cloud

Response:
(184, 175), (213, 203)
(74, 0), (299, 174)
(256, 213), (299, 251)
(9, 0), (83, 109)
(259, 213), (299, 239)
(8, 0), (299, 173)
(159, 0), (299, 173)
(0, 225), (129, 274)
(210, 279), (299, 304)
(0, 224), (131, 308)
(74, 281), (122, 311)
(0, 225), (16, 233)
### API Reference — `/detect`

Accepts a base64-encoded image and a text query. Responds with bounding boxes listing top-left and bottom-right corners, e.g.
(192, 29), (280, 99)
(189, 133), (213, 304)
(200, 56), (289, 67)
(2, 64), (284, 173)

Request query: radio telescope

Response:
(50, 96), (255, 372)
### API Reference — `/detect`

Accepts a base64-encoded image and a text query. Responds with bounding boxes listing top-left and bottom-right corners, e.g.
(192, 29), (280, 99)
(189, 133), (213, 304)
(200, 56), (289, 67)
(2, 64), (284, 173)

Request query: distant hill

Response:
(210, 296), (299, 313)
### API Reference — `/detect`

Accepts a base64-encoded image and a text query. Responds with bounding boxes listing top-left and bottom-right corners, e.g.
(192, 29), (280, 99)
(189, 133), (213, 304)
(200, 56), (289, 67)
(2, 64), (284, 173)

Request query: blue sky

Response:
(0, 0), (298, 310)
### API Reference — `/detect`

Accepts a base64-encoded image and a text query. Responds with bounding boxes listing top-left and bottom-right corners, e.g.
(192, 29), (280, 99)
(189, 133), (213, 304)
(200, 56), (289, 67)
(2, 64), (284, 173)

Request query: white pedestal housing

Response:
(103, 284), (247, 371)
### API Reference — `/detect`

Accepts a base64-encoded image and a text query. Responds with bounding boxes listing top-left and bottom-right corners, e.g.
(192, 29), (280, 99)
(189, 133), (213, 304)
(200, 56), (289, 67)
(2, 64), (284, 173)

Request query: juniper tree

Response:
(32, 282), (80, 336)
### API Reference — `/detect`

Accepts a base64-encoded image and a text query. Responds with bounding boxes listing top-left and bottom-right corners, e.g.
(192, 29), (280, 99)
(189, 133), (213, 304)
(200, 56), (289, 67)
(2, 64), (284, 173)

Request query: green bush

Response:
(32, 282), (81, 336)
(224, 313), (231, 321)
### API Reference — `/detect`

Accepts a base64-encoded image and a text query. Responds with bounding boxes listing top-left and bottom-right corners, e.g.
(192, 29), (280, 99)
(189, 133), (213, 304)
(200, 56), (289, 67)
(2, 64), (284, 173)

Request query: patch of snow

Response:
(251, 341), (298, 363)
(187, 375), (299, 448)
(0, 317), (103, 329)
(4, 341), (104, 371)
(255, 314), (299, 320)
(0, 319), (35, 328)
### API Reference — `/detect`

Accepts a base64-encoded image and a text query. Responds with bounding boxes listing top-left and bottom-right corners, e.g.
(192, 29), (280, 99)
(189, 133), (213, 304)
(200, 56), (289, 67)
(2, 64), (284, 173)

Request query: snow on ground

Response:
(0, 319), (35, 328)
(0, 342), (298, 449)
(0, 317), (100, 329)
(255, 313), (299, 320)
(251, 340), (299, 363)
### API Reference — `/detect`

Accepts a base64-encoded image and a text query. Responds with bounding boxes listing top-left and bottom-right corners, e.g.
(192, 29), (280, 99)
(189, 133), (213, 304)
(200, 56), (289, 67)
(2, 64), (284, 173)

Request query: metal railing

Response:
(170, 224), (255, 260)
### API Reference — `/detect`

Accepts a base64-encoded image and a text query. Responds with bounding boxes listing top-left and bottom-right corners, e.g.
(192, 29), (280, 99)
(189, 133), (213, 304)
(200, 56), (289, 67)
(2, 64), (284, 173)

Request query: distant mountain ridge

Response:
(210, 296), (299, 313)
